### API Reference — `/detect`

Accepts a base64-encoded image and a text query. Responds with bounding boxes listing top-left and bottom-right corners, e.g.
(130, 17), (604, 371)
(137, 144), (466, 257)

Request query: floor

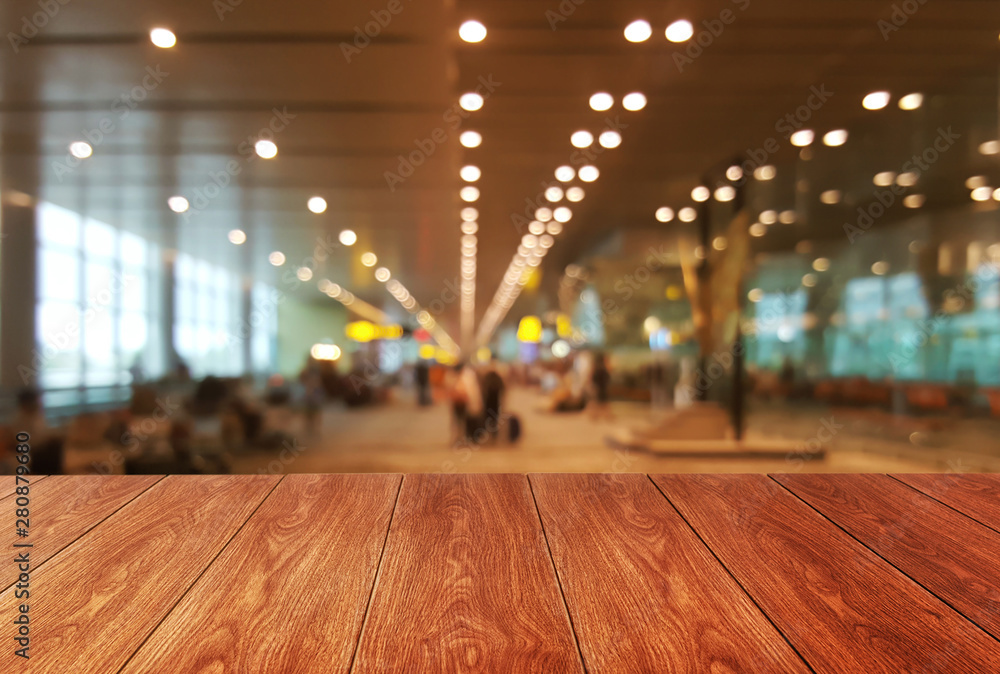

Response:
(228, 386), (1000, 475)
(7, 473), (1000, 672)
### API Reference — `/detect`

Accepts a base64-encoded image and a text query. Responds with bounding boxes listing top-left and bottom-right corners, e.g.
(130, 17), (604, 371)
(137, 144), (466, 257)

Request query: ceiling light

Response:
(971, 186), (993, 201)
(749, 222), (767, 237)
(820, 190), (841, 204)
(546, 221), (563, 235)
(655, 207), (675, 222)
(678, 207), (697, 222)
(790, 129), (814, 147)
(554, 207), (572, 222)
(578, 165), (599, 182)
(691, 186), (710, 202)
(871, 261), (889, 275)
(545, 186), (564, 202)
(460, 165), (481, 181)
(726, 165), (743, 181)
(339, 229), (357, 246)
(361, 252), (378, 267)
(589, 92), (613, 111)
(555, 166), (575, 182)
(863, 91), (891, 110)
(748, 288), (764, 303)
(714, 186), (736, 202)
(754, 165), (776, 181)
(461, 207), (478, 221)
(529, 221), (546, 235)
(779, 210), (796, 224)
(873, 171), (897, 187)
(812, 258), (830, 272)
(459, 20), (487, 43)
(802, 273), (817, 288)
(522, 234), (538, 249)
(460, 131), (482, 148)
(899, 93), (924, 110)
(228, 229), (246, 245)
(149, 27), (176, 49)
(307, 196), (327, 213)
(599, 130), (622, 148)
(269, 252), (285, 266)
(255, 140), (277, 159)
(823, 129), (848, 146)
(903, 194), (926, 209)
(571, 130), (594, 148)
(167, 196), (189, 213)
(460, 186), (480, 202)
(622, 92), (647, 111)
(665, 19), (694, 43)
(759, 210), (777, 224)
(296, 267), (313, 281)
(566, 187), (585, 202)
(966, 176), (988, 190)
(535, 207), (553, 222)
(459, 93), (484, 111)
(374, 267), (391, 282)
(461, 221), (478, 234)
(69, 141), (93, 159)
(896, 172), (918, 187)
(712, 236), (728, 251)
(624, 20), (652, 43)
(979, 141), (1000, 156)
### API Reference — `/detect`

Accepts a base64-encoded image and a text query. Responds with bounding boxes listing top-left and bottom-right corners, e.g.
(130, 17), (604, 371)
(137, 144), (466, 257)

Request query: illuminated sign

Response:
(517, 316), (543, 343)
(345, 321), (403, 342)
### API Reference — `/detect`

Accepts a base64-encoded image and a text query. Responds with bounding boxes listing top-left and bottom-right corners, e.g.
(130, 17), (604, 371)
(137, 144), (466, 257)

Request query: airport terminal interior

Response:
(2, 0), (1000, 476)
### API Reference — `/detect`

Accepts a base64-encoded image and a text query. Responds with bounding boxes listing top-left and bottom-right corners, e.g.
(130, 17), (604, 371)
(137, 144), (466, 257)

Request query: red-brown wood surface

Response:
(776, 473), (1000, 640)
(0, 475), (49, 500)
(652, 474), (1000, 673)
(0, 475), (161, 591)
(530, 473), (810, 672)
(352, 474), (582, 673)
(121, 474), (401, 674)
(893, 473), (1000, 531)
(0, 474), (280, 673)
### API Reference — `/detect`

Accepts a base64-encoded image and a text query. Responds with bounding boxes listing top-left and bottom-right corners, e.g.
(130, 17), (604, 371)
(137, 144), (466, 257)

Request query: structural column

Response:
(0, 200), (39, 394)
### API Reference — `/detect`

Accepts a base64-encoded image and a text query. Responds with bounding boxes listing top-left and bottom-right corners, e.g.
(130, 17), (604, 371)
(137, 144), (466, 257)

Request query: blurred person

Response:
(589, 351), (614, 422)
(481, 358), (507, 442)
(450, 362), (484, 444)
(779, 356), (795, 399)
(675, 357), (697, 409)
(415, 359), (432, 406)
(299, 356), (325, 436)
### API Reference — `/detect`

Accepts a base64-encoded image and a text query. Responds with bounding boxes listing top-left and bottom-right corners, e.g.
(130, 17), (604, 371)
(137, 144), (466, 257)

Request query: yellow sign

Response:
(517, 316), (542, 343)
(345, 321), (403, 342)
(556, 313), (572, 338)
(418, 344), (436, 360)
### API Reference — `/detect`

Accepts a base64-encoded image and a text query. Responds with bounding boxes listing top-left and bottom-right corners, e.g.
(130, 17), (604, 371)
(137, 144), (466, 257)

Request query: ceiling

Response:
(3, 0), (1000, 347)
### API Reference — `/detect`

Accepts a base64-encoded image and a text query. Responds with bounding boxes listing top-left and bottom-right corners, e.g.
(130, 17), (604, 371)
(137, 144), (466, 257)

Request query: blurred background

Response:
(1, 0), (999, 475)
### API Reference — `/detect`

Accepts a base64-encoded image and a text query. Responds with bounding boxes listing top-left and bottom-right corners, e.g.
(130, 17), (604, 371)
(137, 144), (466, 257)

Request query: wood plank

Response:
(893, 473), (1000, 531)
(0, 475), (162, 591)
(120, 474), (401, 674)
(776, 473), (1000, 640)
(352, 474), (582, 673)
(651, 474), (1000, 673)
(0, 474), (50, 500)
(0, 474), (280, 673)
(530, 473), (810, 672)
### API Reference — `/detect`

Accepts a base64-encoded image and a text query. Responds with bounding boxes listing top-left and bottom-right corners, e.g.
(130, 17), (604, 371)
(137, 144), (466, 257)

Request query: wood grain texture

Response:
(652, 474), (1000, 674)
(120, 474), (401, 674)
(776, 473), (1000, 640)
(0, 475), (162, 591)
(1, 474), (280, 674)
(352, 473), (582, 673)
(0, 474), (50, 500)
(530, 473), (810, 673)
(893, 473), (1000, 531)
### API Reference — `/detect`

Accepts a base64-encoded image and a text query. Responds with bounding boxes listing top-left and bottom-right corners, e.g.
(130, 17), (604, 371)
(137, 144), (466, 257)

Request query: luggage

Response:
(507, 414), (522, 443)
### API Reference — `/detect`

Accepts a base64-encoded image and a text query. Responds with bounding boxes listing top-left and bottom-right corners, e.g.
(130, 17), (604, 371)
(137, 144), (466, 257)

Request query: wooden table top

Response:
(4, 473), (1000, 673)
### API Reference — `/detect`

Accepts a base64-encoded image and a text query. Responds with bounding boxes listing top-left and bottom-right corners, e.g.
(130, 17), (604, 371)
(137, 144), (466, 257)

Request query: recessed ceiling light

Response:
(979, 140), (1000, 156)
(622, 92), (647, 111)
(589, 92), (613, 111)
(461, 207), (478, 221)
(899, 93), (923, 110)
(361, 252), (378, 267)
(871, 261), (889, 276)
(307, 196), (327, 213)
(966, 176), (988, 190)
(459, 92), (484, 111)
(779, 210), (796, 224)
(167, 195), (189, 213)
(748, 288), (764, 303)
(555, 166), (575, 182)
(149, 27), (176, 49)
(971, 186), (993, 201)
(339, 229), (357, 246)
(546, 221), (563, 235)
(545, 186), (564, 202)
(228, 229), (246, 245)
(297, 267), (313, 281)
(566, 187), (585, 202)
(896, 172), (919, 187)
(712, 236), (728, 251)
(714, 186), (736, 202)
(460, 131), (482, 148)
(691, 186), (710, 202)
(553, 207), (573, 222)
(578, 165), (599, 182)
(678, 207), (697, 222)
(459, 21), (487, 43)
(790, 129), (814, 147)
(903, 194), (926, 209)
(665, 20), (694, 43)
(460, 186), (480, 202)
(823, 129), (848, 146)
(599, 130), (622, 148)
(461, 221), (478, 234)
(863, 91), (891, 110)
(374, 267), (391, 282)
(754, 165), (776, 181)
(571, 130), (594, 148)
(535, 207), (553, 222)
(820, 190), (842, 204)
(802, 273), (817, 288)
(749, 222), (767, 237)
(813, 258), (830, 272)
(624, 20), (652, 43)
(460, 165), (481, 182)
(269, 251), (286, 266)
(726, 165), (743, 181)
(759, 210), (777, 225)
(873, 171), (897, 187)
(255, 140), (277, 159)
(655, 207), (675, 222)
(529, 221), (546, 235)
(69, 141), (93, 159)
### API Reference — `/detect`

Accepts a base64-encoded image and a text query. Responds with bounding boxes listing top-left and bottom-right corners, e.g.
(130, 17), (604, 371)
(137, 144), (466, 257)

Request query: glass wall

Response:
(173, 253), (244, 378)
